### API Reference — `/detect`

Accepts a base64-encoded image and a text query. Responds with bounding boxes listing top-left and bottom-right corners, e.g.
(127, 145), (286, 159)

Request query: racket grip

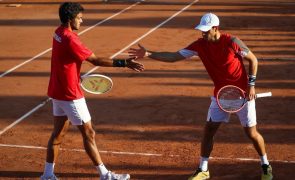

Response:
(256, 92), (272, 98)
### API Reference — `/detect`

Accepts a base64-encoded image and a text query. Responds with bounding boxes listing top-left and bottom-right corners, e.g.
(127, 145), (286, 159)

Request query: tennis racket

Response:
(80, 74), (113, 94)
(216, 85), (272, 113)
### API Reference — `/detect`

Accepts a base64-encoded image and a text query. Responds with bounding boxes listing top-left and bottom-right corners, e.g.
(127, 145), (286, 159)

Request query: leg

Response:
(188, 121), (221, 180)
(244, 126), (273, 180)
(70, 98), (129, 179)
(237, 100), (267, 157)
(189, 96), (229, 180)
(77, 121), (103, 166)
(41, 116), (70, 179)
(201, 97), (229, 158)
(201, 121), (222, 158)
(238, 100), (273, 179)
(243, 125), (266, 156)
(46, 116), (70, 163)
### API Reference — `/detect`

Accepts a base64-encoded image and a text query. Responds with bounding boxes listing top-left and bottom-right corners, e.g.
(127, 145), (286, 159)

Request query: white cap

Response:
(195, 13), (219, 32)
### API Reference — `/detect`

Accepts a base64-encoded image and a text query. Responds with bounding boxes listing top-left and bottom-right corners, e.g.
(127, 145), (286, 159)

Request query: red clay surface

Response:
(0, 0), (294, 179)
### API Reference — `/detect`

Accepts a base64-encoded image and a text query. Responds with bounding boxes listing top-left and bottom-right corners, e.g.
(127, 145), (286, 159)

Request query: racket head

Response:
(81, 74), (113, 94)
(216, 85), (248, 113)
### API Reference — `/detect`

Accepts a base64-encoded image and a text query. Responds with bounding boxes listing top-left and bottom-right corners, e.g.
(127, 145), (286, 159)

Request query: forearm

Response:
(246, 51), (258, 76)
(89, 58), (130, 67)
(87, 54), (129, 67)
(87, 54), (144, 72)
(248, 58), (258, 76)
(244, 51), (258, 87)
(86, 53), (113, 67)
(88, 58), (113, 67)
(146, 51), (184, 62)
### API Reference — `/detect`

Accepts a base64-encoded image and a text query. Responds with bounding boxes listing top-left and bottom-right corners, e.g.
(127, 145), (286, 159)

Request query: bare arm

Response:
(86, 53), (144, 72)
(243, 51), (258, 100)
(129, 44), (186, 62)
(244, 51), (258, 77)
(146, 50), (186, 62)
(86, 53), (113, 66)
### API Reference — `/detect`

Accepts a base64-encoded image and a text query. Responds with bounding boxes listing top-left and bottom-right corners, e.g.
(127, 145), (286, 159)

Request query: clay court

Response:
(0, 0), (294, 179)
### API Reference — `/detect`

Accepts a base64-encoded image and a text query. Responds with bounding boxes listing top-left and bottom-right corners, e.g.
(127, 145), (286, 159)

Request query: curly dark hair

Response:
(59, 2), (84, 24)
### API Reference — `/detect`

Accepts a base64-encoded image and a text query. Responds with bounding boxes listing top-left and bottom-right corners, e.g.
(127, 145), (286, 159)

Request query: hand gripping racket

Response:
(216, 85), (272, 113)
(81, 74), (113, 94)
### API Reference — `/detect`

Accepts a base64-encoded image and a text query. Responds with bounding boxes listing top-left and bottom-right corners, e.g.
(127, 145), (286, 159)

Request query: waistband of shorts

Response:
(52, 97), (85, 103)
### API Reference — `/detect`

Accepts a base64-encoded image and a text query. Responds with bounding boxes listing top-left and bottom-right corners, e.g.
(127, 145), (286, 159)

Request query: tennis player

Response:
(129, 13), (272, 180)
(40, 2), (143, 180)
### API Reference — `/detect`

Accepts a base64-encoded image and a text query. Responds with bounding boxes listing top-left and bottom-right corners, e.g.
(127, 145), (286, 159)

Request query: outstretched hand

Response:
(128, 44), (146, 59)
(126, 57), (144, 72)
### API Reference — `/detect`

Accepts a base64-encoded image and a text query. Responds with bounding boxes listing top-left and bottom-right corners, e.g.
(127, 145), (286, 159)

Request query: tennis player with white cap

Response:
(195, 12), (219, 32)
(129, 13), (273, 180)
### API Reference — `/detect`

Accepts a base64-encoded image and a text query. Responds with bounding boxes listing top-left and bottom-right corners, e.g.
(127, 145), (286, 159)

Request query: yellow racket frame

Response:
(81, 74), (113, 94)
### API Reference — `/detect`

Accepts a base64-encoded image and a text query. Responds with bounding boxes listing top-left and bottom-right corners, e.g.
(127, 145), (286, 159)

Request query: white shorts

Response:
(52, 98), (91, 125)
(207, 96), (257, 127)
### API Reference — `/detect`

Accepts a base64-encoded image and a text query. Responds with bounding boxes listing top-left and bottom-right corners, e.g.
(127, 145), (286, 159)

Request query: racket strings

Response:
(218, 88), (246, 111)
(89, 79), (103, 91)
(81, 75), (112, 94)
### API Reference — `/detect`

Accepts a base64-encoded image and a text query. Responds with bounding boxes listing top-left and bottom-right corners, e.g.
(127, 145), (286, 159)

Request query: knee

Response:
(49, 132), (64, 145)
(204, 122), (219, 137)
(246, 130), (260, 140)
(85, 128), (96, 140)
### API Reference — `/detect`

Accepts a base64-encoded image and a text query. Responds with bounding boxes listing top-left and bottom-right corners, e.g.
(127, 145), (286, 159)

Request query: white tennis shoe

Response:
(100, 171), (130, 180)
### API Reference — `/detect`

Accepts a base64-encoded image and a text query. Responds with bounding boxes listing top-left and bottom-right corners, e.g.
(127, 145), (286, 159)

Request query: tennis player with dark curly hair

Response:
(40, 2), (143, 180)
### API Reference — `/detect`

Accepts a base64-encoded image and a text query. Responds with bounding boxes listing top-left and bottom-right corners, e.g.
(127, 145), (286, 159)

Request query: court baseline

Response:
(0, 143), (294, 164)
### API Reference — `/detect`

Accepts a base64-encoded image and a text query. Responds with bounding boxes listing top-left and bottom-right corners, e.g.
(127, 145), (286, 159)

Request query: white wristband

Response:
(145, 51), (151, 57)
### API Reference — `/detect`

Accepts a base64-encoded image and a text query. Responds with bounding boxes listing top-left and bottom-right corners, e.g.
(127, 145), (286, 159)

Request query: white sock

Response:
(199, 157), (209, 172)
(43, 162), (55, 177)
(96, 163), (109, 176)
(260, 154), (269, 165)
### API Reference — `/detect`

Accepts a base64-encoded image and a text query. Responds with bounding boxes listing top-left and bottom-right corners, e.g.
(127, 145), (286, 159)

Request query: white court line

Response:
(109, 0), (200, 59)
(210, 156), (295, 164)
(87, 0), (200, 75)
(0, 1), (141, 78)
(0, 143), (178, 157)
(0, 98), (51, 135)
(78, 1), (141, 36)
(0, 0), (198, 135)
(0, 143), (294, 164)
(0, 48), (52, 78)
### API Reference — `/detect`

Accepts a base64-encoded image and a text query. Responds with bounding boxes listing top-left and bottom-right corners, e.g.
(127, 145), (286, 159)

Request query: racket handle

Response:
(256, 92), (272, 98)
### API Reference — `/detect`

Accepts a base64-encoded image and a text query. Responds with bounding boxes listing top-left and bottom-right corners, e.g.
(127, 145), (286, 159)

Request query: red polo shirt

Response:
(48, 26), (92, 100)
(184, 34), (248, 96)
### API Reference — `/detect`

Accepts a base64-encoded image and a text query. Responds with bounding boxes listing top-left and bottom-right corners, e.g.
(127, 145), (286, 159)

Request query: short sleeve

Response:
(179, 40), (199, 58)
(68, 35), (93, 62)
(178, 49), (198, 58)
(231, 37), (250, 58)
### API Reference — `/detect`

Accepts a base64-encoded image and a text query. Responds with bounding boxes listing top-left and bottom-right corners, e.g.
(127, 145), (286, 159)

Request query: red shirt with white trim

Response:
(182, 33), (249, 97)
(48, 26), (92, 100)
